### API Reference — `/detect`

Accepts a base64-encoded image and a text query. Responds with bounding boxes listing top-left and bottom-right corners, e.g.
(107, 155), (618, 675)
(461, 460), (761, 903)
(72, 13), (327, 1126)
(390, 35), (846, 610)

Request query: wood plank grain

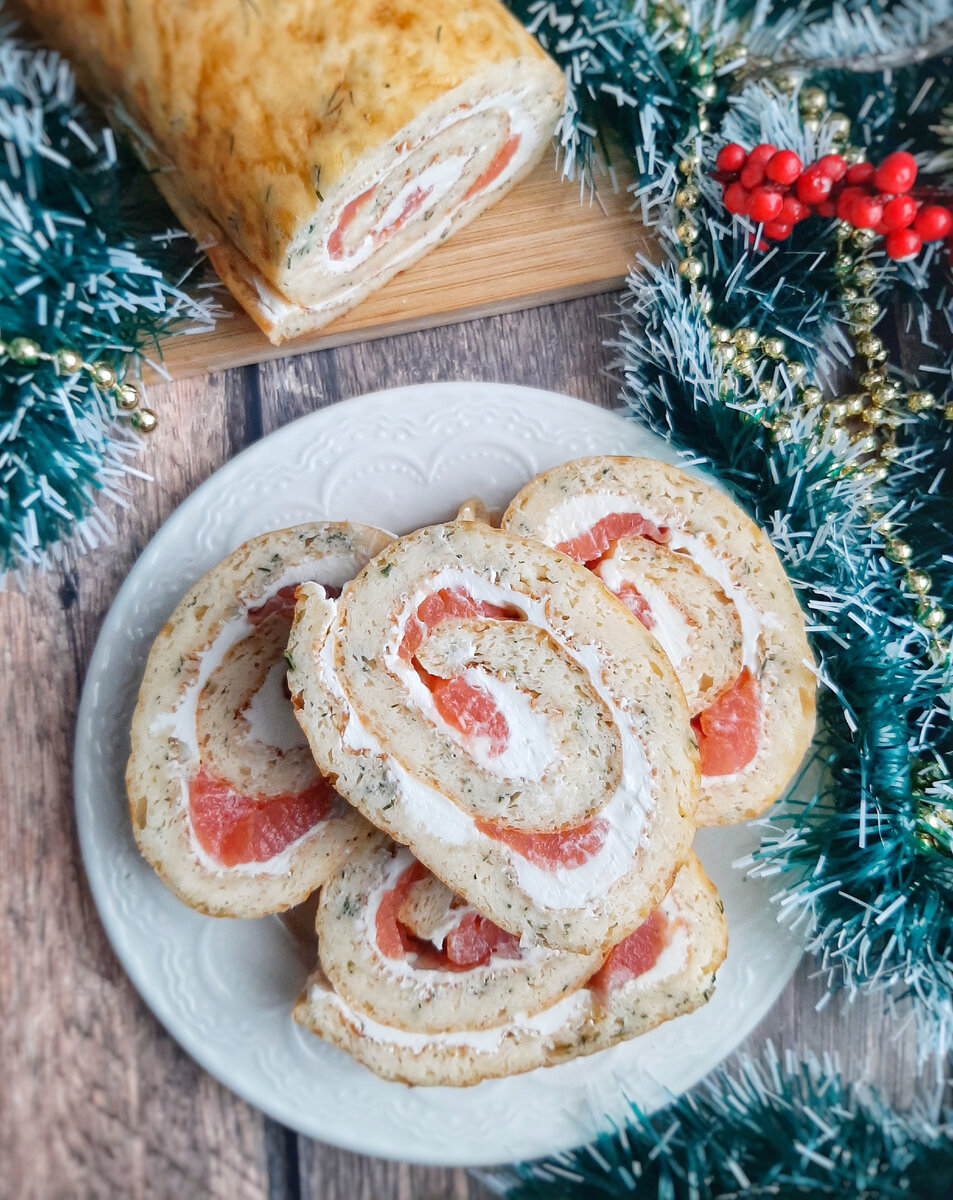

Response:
(0, 372), (272, 1200)
(254, 291), (622, 432)
(151, 151), (647, 382)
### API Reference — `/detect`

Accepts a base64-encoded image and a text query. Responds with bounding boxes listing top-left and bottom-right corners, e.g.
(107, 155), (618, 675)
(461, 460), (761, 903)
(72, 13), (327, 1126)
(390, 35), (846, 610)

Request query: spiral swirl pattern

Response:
(288, 521), (699, 952)
(503, 458), (817, 826)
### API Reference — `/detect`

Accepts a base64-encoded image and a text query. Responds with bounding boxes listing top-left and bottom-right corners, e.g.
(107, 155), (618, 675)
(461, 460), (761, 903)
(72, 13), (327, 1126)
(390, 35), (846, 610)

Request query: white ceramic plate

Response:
(75, 381), (805, 1167)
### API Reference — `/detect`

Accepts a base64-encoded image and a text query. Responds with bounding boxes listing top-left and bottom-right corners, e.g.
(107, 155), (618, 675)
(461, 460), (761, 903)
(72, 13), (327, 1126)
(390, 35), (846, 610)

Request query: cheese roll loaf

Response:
(294, 845), (727, 1087)
(503, 458), (817, 826)
(287, 521), (699, 954)
(127, 522), (391, 917)
(22, 0), (565, 344)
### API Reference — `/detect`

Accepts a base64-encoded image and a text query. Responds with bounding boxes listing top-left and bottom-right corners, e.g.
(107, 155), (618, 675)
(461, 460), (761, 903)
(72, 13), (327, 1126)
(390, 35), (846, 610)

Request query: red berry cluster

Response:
(715, 143), (953, 261)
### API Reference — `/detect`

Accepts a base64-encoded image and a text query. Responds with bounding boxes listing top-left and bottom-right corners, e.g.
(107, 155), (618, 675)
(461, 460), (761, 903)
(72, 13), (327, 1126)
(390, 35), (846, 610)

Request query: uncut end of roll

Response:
(126, 522), (391, 918)
(293, 855), (727, 1088)
(159, 58), (564, 345)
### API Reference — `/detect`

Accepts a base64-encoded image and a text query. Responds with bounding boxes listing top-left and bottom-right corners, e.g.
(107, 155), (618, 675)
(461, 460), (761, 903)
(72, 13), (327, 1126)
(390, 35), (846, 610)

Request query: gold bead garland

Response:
(681, 69), (951, 661)
(707, 323), (816, 441)
(668, 46), (950, 658)
(0, 335), (157, 433)
(826, 132), (949, 658)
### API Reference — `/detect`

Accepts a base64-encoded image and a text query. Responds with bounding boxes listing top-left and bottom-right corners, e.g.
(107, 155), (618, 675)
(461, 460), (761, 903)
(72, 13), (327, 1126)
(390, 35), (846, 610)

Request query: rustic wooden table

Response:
(1, 294), (925, 1200)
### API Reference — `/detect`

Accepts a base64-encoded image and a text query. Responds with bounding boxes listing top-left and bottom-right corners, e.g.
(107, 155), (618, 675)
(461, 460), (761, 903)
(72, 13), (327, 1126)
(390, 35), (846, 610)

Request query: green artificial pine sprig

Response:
(0, 24), (217, 579)
(497, 1046), (953, 1199)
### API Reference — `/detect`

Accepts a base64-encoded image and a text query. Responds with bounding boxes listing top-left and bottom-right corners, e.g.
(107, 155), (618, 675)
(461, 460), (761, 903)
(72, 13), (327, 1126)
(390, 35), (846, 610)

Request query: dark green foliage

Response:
(501, 1049), (953, 1199)
(0, 26), (214, 576)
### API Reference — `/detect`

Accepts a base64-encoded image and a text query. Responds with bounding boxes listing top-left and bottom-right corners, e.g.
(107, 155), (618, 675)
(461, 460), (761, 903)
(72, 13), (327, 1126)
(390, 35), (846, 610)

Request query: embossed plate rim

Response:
(74, 381), (806, 1167)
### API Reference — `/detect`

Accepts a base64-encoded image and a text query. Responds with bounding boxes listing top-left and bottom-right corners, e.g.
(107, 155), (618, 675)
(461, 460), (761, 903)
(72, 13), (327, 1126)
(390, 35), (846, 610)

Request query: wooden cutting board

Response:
(152, 149), (652, 381)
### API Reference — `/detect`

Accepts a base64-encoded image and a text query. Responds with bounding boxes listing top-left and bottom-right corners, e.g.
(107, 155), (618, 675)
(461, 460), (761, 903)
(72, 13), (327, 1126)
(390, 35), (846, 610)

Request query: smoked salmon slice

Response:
(557, 512), (670, 567)
(188, 768), (334, 867)
(692, 667), (761, 776)
(475, 816), (610, 870)
(376, 862), (519, 968)
(589, 907), (669, 997)
(615, 581), (656, 629)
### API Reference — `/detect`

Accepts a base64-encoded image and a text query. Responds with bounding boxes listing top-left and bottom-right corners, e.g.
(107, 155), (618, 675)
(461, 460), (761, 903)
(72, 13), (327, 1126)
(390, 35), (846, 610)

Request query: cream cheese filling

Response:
(318, 981), (589, 1055)
(315, 889), (692, 1054)
(320, 92), (538, 277)
(245, 659), (311, 752)
(459, 667), (557, 781)
(356, 848), (556, 995)
(253, 94), (538, 321)
(539, 492), (776, 673)
(596, 556), (694, 669)
(328, 155), (469, 272)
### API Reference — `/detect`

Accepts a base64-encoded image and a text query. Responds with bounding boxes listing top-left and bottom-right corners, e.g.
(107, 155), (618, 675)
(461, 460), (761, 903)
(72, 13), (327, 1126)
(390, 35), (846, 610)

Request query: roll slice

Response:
(502, 457), (817, 826)
(23, 0), (565, 344)
(127, 522), (391, 917)
(287, 521), (699, 953)
(294, 846), (727, 1087)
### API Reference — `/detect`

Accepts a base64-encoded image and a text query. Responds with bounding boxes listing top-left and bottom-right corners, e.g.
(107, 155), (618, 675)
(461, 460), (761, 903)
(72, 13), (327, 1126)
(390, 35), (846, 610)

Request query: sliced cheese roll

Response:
(315, 837), (601, 1036)
(127, 523), (391, 917)
(287, 521), (699, 954)
(503, 458), (817, 826)
(294, 848), (727, 1087)
(24, 0), (564, 345)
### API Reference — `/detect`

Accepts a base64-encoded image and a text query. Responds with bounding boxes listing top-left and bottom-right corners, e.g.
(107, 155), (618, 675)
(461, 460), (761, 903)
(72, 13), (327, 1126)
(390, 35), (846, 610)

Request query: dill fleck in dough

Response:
(295, 840), (728, 1087)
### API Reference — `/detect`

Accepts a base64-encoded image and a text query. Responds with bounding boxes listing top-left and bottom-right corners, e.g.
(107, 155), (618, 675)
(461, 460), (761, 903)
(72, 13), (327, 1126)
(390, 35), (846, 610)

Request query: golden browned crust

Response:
(22, 0), (562, 340)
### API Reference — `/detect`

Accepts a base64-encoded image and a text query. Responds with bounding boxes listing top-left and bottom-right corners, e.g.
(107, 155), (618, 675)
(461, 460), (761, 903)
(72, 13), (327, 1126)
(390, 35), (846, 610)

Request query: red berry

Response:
(885, 228), (922, 260)
(874, 151), (917, 194)
(763, 220), (793, 240)
(912, 205), (953, 243)
(797, 168), (833, 205)
(815, 154), (847, 182)
(740, 159), (766, 189)
(780, 195), (810, 224)
(724, 181), (751, 215)
(851, 195), (884, 229)
(748, 186), (784, 223)
(766, 149), (802, 185)
(816, 199), (837, 218)
(845, 162), (876, 186)
(716, 143), (747, 173)
(882, 195), (918, 231)
(748, 143), (778, 165)
(836, 186), (868, 222)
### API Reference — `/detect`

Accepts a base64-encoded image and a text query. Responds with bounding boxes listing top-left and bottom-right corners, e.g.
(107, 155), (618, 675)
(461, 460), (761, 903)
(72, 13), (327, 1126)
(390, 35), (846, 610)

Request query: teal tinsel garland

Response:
(0, 24), (216, 579)
(498, 1047), (953, 1199)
